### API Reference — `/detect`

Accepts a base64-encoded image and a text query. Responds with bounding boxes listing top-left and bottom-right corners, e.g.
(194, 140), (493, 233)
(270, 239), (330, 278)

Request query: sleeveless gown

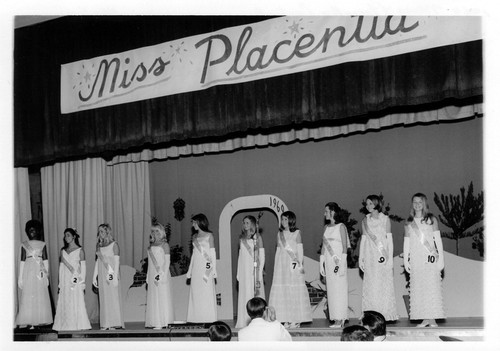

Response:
(53, 248), (91, 330)
(361, 213), (399, 321)
(269, 230), (312, 324)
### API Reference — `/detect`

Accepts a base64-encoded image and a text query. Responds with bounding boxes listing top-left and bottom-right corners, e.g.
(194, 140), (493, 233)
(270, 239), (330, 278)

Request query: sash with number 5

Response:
(362, 219), (388, 264)
(23, 241), (48, 280)
(96, 248), (115, 283)
(61, 250), (82, 288)
(148, 247), (163, 286)
(193, 238), (213, 282)
(410, 221), (439, 264)
(279, 231), (304, 274)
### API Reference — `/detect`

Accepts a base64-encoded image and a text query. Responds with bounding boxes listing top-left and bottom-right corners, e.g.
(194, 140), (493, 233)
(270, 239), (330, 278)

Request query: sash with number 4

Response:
(148, 247), (163, 286)
(410, 221), (439, 264)
(96, 247), (115, 283)
(362, 219), (388, 264)
(322, 236), (342, 274)
(279, 231), (304, 274)
(61, 250), (82, 288)
(23, 241), (48, 280)
(193, 238), (213, 282)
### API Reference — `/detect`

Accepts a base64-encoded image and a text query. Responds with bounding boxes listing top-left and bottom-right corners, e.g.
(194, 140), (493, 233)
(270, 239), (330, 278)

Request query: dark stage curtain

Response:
(14, 16), (483, 167)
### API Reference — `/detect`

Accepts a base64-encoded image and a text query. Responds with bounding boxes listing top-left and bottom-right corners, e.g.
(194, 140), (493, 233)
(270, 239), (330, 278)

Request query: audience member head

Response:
(25, 219), (43, 240)
(340, 325), (374, 341)
(246, 297), (267, 319)
(361, 310), (386, 339)
(207, 321), (232, 341)
(263, 305), (276, 322)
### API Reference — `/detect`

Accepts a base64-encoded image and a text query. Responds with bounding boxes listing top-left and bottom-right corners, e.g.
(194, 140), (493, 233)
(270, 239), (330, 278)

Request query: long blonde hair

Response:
(407, 193), (435, 225)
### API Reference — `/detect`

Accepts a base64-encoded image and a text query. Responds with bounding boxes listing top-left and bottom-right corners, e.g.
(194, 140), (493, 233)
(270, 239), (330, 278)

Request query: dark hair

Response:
(325, 202), (343, 224)
(341, 325), (374, 341)
(25, 219), (43, 240)
(361, 310), (386, 336)
(63, 228), (81, 249)
(246, 297), (267, 319)
(280, 211), (298, 232)
(191, 213), (212, 233)
(366, 195), (383, 212)
(207, 321), (232, 341)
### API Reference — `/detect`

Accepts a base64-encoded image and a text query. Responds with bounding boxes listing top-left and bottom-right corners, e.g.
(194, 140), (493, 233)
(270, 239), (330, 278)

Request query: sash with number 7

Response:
(96, 248), (115, 283)
(193, 238), (213, 282)
(148, 247), (163, 286)
(61, 250), (82, 288)
(410, 221), (439, 264)
(362, 219), (388, 264)
(23, 241), (48, 280)
(279, 231), (304, 274)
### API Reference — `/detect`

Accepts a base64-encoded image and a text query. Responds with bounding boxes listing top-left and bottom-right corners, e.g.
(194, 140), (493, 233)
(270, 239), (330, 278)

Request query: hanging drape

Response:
(40, 158), (151, 322)
(14, 167), (31, 325)
(14, 15), (482, 167)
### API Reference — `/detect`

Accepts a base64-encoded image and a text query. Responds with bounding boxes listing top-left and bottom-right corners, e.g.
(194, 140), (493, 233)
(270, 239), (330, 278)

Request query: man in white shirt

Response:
(238, 297), (292, 341)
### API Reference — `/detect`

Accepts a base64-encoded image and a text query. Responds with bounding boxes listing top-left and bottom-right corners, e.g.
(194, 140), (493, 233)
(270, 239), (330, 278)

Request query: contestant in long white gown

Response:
(235, 215), (265, 328)
(358, 195), (399, 321)
(16, 220), (53, 328)
(145, 223), (175, 328)
(186, 214), (217, 323)
(319, 202), (350, 328)
(269, 211), (312, 328)
(53, 228), (91, 331)
(403, 193), (445, 327)
(92, 223), (125, 330)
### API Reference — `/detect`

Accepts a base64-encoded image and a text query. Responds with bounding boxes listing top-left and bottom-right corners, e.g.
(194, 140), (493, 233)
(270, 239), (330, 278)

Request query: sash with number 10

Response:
(96, 248), (114, 283)
(279, 231), (304, 274)
(362, 220), (388, 264)
(23, 241), (48, 280)
(193, 239), (213, 282)
(148, 247), (163, 286)
(410, 221), (439, 264)
(61, 250), (82, 288)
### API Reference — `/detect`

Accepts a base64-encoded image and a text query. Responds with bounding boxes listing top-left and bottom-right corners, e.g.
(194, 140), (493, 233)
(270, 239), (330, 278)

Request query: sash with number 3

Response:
(23, 241), (48, 280)
(96, 247), (115, 283)
(279, 231), (304, 274)
(193, 238), (213, 282)
(362, 219), (388, 264)
(410, 221), (439, 264)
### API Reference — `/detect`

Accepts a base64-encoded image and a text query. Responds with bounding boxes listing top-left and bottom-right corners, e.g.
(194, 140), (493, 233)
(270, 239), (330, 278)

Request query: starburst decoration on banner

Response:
(168, 41), (193, 65)
(73, 63), (96, 91)
(284, 18), (306, 39)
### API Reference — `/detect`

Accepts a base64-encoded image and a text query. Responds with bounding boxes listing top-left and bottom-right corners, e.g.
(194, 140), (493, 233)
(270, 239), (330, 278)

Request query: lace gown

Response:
(53, 248), (91, 330)
(145, 246), (175, 328)
(407, 219), (445, 319)
(323, 225), (349, 321)
(361, 213), (399, 321)
(235, 238), (265, 328)
(96, 242), (125, 328)
(269, 230), (312, 324)
(186, 235), (217, 323)
(16, 240), (53, 326)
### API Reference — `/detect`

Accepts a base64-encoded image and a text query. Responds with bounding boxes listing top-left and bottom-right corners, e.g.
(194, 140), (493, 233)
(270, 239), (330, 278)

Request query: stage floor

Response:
(14, 317), (484, 342)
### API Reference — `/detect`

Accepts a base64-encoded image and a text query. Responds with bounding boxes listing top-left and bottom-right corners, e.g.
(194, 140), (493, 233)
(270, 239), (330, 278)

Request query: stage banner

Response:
(61, 16), (481, 114)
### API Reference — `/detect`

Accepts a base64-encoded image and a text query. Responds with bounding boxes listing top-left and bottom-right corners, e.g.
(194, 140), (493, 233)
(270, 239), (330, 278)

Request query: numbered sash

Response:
(61, 250), (82, 289)
(193, 238), (213, 282)
(322, 236), (342, 274)
(362, 219), (388, 264)
(279, 231), (304, 274)
(148, 247), (163, 286)
(23, 241), (48, 280)
(96, 247), (115, 284)
(410, 221), (439, 264)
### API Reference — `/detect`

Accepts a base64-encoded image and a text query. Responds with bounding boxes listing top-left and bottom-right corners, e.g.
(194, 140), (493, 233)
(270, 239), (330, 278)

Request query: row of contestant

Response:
(15, 192), (445, 331)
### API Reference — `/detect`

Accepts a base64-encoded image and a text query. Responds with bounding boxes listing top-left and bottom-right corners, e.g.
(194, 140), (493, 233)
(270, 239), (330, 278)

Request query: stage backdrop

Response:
(150, 116), (483, 318)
